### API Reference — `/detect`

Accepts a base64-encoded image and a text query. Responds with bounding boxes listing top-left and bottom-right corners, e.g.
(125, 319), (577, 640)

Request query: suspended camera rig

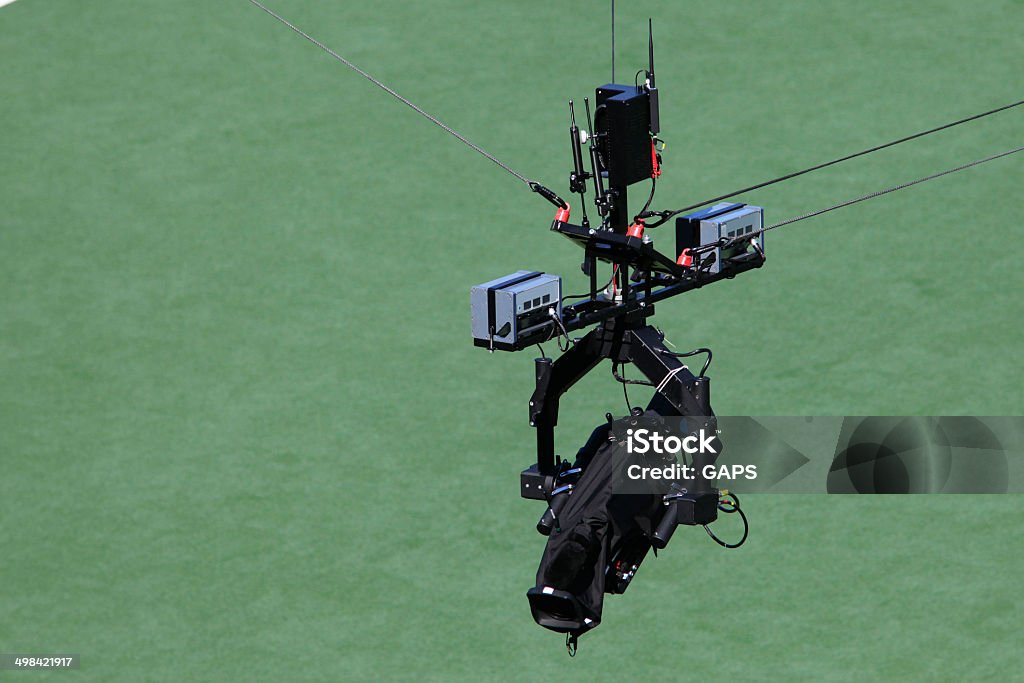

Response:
(249, 0), (1023, 653)
(466, 21), (765, 644)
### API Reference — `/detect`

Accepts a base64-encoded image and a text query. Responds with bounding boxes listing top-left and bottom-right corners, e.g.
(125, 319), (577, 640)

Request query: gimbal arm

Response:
(527, 317), (719, 478)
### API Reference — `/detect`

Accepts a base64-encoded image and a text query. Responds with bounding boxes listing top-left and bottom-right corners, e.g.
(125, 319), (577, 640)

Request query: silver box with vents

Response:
(696, 204), (764, 274)
(471, 271), (562, 350)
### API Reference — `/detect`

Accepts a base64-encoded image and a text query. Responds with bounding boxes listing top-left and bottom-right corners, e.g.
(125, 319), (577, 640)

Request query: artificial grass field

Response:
(2, 0), (1022, 680)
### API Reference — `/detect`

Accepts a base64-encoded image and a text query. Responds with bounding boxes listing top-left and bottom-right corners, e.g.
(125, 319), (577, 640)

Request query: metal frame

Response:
(526, 315), (718, 477)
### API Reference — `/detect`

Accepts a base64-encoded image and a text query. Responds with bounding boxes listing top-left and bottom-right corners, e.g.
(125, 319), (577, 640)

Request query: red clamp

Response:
(554, 203), (571, 223)
(676, 248), (693, 268)
(626, 219), (645, 239)
(651, 140), (662, 178)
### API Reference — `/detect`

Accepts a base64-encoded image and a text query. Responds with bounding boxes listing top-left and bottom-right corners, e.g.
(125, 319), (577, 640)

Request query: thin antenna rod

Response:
(611, 0), (615, 82)
(648, 18), (655, 87)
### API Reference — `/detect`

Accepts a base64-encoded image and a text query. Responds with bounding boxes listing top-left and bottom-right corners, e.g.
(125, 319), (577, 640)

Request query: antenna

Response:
(611, 0), (615, 82)
(647, 18), (655, 88)
(647, 18), (660, 134)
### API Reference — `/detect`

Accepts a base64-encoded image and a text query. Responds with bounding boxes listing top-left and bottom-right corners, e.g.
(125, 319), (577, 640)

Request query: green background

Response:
(2, 0), (1022, 680)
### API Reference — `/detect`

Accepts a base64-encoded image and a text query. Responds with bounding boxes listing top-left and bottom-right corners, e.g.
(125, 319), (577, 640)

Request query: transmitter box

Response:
(676, 203), (764, 274)
(471, 271), (562, 352)
(594, 84), (654, 186)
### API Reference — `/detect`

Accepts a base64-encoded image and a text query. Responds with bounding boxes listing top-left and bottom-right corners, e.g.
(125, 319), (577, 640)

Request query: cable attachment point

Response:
(554, 203), (571, 223)
(749, 236), (765, 259)
(530, 182), (569, 211)
(626, 219), (645, 239)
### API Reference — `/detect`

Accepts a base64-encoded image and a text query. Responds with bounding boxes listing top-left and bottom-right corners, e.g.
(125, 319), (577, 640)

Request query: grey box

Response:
(677, 203), (764, 274)
(471, 271), (562, 351)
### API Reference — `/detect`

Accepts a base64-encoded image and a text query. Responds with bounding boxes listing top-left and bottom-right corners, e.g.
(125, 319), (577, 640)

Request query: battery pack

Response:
(471, 271), (562, 351)
(676, 203), (764, 274)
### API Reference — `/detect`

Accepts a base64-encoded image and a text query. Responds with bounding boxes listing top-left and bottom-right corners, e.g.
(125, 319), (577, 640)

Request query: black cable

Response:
(704, 143), (1022, 258)
(611, 362), (656, 387)
(248, 0), (566, 210)
(550, 310), (575, 351)
(635, 175), (657, 222)
(704, 491), (748, 548)
(755, 144), (1024, 236)
(641, 98), (1024, 224)
(541, 322), (565, 354)
(658, 347), (712, 377)
(592, 105), (609, 190)
(718, 493), (738, 512)
(704, 507), (748, 548)
(610, 0), (615, 83)
(610, 366), (651, 413)
(561, 272), (616, 304)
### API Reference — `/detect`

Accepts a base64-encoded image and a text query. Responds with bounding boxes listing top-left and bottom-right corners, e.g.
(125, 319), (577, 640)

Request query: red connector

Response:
(627, 220), (645, 239)
(554, 203), (571, 223)
(651, 140), (662, 178)
(676, 248), (693, 268)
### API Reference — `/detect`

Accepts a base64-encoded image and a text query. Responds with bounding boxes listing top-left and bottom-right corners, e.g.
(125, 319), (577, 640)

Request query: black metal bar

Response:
(528, 329), (607, 473)
(626, 326), (719, 495)
(552, 253), (763, 336)
(588, 254), (597, 299)
(626, 327), (703, 417)
(608, 186), (629, 232)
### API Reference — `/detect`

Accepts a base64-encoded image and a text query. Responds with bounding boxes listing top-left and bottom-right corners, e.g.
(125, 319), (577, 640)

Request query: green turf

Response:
(2, 0), (1022, 680)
